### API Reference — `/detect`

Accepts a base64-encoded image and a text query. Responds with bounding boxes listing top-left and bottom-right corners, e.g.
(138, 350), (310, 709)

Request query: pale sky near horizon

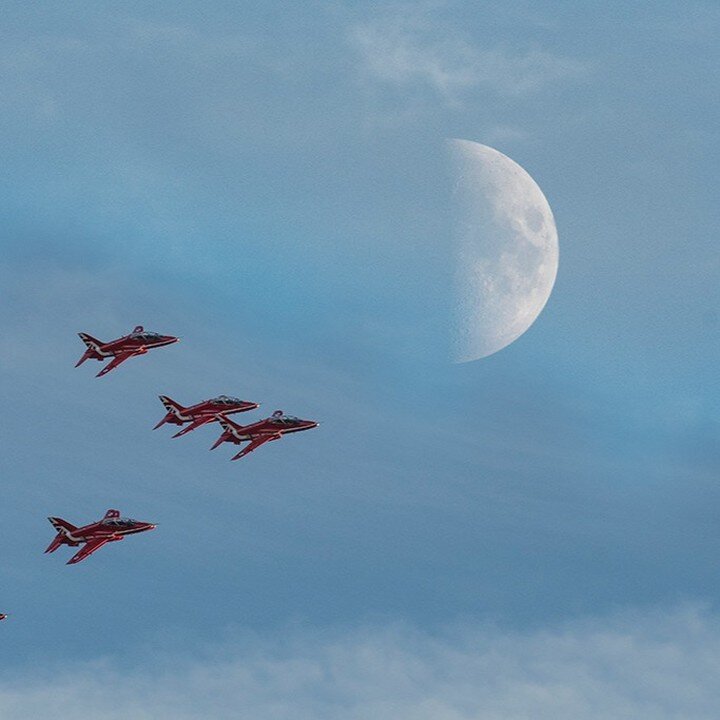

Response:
(1, 2), (719, 717)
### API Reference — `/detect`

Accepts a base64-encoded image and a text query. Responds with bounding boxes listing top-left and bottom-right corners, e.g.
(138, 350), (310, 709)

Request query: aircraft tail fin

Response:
(77, 332), (104, 351)
(48, 517), (77, 534)
(159, 395), (186, 416)
(76, 332), (105, 367)
(154, 395), (186, 429)
(210, 414), (243, 450)
(217, 414), (243, 434)
(46, 517), (77, 553)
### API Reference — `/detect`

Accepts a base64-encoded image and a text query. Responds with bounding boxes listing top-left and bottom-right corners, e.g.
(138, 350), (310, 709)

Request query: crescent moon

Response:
(449, 139), (559, 362)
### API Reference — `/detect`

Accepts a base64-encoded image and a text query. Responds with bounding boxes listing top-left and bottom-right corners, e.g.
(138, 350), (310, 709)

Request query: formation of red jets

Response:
(74, 324), (318, 465)
(1, 322), (320, 613)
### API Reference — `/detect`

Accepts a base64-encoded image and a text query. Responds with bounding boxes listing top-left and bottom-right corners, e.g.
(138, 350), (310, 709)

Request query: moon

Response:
(449, 139), (558, 362)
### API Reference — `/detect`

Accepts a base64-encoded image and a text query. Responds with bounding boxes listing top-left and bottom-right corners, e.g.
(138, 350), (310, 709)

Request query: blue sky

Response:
(1, 2), (718, 716)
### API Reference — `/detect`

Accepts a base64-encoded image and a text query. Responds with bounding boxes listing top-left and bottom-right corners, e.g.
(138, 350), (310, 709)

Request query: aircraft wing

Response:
(172, 416), (214, 438)
(231, 433), (281, 461)
(67, 537), (118, 565)
(96, 349), (145, 377)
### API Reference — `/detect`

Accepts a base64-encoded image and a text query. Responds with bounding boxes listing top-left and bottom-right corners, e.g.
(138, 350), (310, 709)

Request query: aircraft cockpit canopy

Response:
(212, 395), (243, 405)
(102, 517), (138, 527)
(130, 331), (163, 341)
(271, 414), (300, 425)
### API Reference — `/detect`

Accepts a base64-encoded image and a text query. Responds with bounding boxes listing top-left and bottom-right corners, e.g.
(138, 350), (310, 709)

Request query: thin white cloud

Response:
(350, 6), (587, 108)
(3, 606), (720, 718)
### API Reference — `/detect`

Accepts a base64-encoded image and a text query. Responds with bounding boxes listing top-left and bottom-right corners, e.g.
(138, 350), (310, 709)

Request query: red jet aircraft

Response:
(75, 325), (179, 377)
(0, 614), (7, 621)
(211, 410), (318, 460)
(154, 395), (259, 437)
(45, 509), (156, 565)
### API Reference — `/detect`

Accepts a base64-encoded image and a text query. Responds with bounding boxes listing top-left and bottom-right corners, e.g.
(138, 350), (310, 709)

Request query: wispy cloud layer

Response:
(3, 606), (720, 719)
(350, 6), (586, 108)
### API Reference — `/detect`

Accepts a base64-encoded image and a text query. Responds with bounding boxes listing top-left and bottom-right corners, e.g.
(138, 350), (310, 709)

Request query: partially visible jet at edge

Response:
(45, 509), (156, 565)
(154, 394), (259, 437)
(75, 325), (179, 377)
(0, 614), (7, 621)
(211, 410), (318, 460)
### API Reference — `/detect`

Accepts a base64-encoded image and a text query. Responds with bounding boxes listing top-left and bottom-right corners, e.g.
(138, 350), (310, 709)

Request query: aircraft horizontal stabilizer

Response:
(44, 536), (64, 554)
